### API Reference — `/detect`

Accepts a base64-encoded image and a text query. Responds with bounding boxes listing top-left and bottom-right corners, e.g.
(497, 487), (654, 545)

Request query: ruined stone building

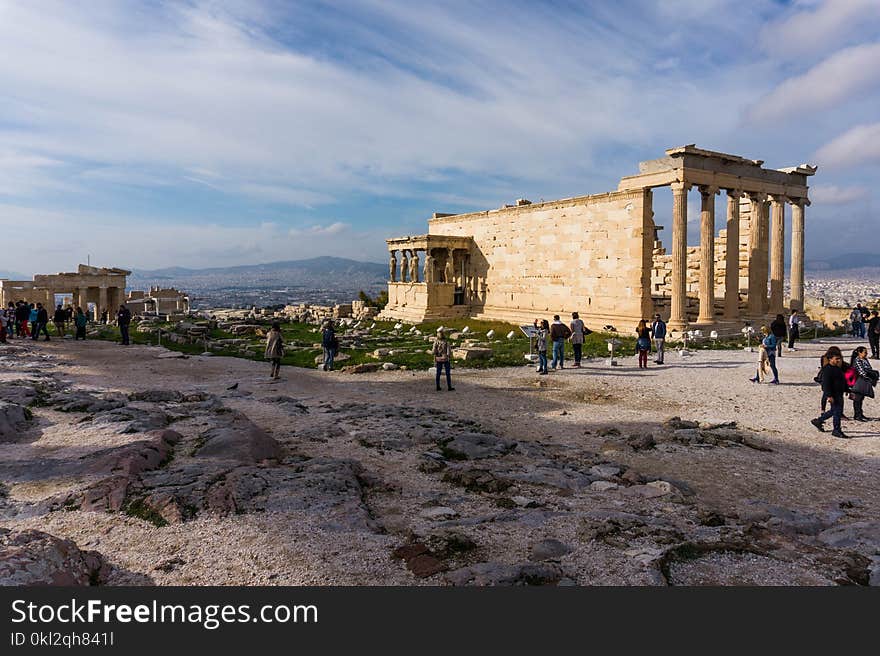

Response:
(0, 265), (129, 320)
(381, 146), (816, 331)
(126, 286), (190, 316)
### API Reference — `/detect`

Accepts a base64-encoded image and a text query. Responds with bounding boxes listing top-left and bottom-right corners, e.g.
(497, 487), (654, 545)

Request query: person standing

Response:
(74, 307), (88, 340)
(265, 322), (284, 379)
(787, 310), (801, 351)
(770, 314), (787, 357)
(868, 310), (880, 359)
(535, 319), (549, 375)
(33, 303), (50, 341)
(569, 312), (587, 368)
(28, 304), (38, 339)
(0, 308), (7, 343)
(750, 326), (779, 384)
(433, 328), (454, 391)
(859, 303), (870, 339)
(549, 314), (571, 370)
(321, 319), (337, 371)
(850, 306), (862, 338)
(7, 302), (17, 337)
(53, 304), (66, 336)
(849, 346), (877, 421)
(16, 302), (29, 338)
(635, 319), (651, 369)
(116, 304), (132, 345)
(651, 313), (667, 364)
(812, 349), (849, 438)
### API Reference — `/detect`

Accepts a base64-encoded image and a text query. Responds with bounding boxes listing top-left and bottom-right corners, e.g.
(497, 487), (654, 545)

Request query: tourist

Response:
(770, 314), (787, 356)
(535, 319), (549, 375)
(859, 303), (870, 338)
(868, 310), (880, 359)
(28, 304), (38, 338)
(7, 302), (16, 337)
(849, 306), (862, 338)
(651, 313), (667, 364)
(849, 347), (877, 421)
(32, 303), (50, 341)
(116, 304), (132, 345)
(265, 322), (284, 380)
(53, 304), (66, 336)
(812, 349), (849, 438)
(787, 309), (800, 350)
(0, 307), (7, 343)
(16, 302), (30, 338)
(321, 319), (337, 371)
(569, 312), (588, 368)
(74, 307), (88, 340)
(635, 319), (651, 368)
(433, 327), (454, 391)
(750, 326), (779, 384)
(549, 314), (571, 370)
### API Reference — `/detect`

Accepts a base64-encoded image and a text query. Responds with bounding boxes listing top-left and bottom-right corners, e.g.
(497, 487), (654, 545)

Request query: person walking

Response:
(651, 313), (667, 364)
(549, 314), (571, 370)
(787, 309), (801, 351)
(770, 313), (787, 357)
(33, 303), (50, 341)
(321, 319), (337, 371)
(750, 326), (779, 384)
(535, 319), (549, 375)
(16, 302), (30, 338)
(849, 346), (877, 421)
(569, 312), (589, 368)
(116, 304), (132, 345)
(265, 322), (284, 379)
(74, 307), (88, 340)
(433, 327), (454, 391)
(635, 319), (651, 369)
(812, 349), (849, 438)
(53, 304), (66, 337)
(869, 310), (880, 359)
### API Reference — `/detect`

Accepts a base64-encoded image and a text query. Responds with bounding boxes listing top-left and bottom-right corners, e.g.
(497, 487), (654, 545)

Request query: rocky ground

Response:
(1, 336), (878, 586)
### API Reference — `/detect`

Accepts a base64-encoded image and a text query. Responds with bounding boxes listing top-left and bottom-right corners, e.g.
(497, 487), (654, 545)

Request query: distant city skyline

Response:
(1, 0), (878, 273)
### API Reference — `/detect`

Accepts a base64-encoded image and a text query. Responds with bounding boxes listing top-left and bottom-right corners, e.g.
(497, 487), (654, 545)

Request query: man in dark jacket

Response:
(53, 304), (67, 336)
(117, 304), (132, 345)
(549, 315), (571, 370)
(869, 310), (880, 360)
(651, 314), (667, 364)
(811, 351), (848, 438)
(33, 303), (50, 341)
(770, 314), (787, 357)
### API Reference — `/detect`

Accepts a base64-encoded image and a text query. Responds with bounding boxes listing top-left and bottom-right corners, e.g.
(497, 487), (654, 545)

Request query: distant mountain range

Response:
(0, 270), (26, 280)
(130, 256), (386, 281)
(805, 252), (879, 271)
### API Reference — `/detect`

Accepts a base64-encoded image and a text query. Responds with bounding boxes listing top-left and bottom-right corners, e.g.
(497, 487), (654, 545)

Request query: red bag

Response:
(844, 367), (858, 388)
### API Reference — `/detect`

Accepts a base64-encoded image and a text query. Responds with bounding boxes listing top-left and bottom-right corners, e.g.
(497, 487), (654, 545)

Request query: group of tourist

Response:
(531, 312), (593, 375)
(0, 300), (132, 345)
(848, 303), (880, 359)
(811, 345), (878, 438)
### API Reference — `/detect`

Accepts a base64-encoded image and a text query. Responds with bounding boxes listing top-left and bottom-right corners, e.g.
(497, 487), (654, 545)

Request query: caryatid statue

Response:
(389, 251), (397, 282)
(444, 253), (454, 284)
(400, 250), (409, 283)
(423, 253), (434, 283)
(409, 251), (419, 283)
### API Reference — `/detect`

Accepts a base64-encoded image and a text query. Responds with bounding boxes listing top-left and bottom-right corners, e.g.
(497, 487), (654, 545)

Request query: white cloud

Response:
(746, 42), (880, 122)
(809, 184), (869, 203)
(813, 122), (880, 169)
(761, 0), (880, 59)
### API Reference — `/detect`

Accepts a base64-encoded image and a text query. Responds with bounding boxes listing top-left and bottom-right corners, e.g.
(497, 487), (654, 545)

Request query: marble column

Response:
(669, 181), (690, 330)
(444, 248), (454, 284)
(746, 192), (767, 317)
(698, 186), (718, 324)
(388, 251), (397, 282)
(79, 287), (89, 312)
(769, 195), (787, 316)
(99, 286), (108, 320)
(399, 250), (409, 283)
(410, 250), (420, 283)
(724, 189), (742, 320)
(790, 199), (806, 311)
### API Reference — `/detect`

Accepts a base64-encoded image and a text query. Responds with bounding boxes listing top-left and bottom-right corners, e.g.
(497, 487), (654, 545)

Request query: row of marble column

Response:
(669, 182), (806, 329)
(388, 248), (454, 285)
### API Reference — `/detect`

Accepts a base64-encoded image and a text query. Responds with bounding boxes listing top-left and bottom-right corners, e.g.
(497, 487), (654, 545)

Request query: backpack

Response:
(844, 367), (858, 388)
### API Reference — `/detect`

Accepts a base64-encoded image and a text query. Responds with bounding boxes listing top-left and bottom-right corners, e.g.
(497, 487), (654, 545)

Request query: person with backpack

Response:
(53, 304), (67, 336)
(74, 307), (88, 340)
(812, 349), (849, 438)
(535, 319), (549, 375)
(569, 312), (589, 368)
(848, 346), (877, 421)
(770, 314), (787, 357)
(750, 326), (779, 384)
(116, 304), (132, 345)
(33, 303), (50, 341)
(635, 319), (652, 369)
(321, 319), (337, 371)
(433, 327), (454, 391)
(651, 313), (667, 364)
(869, 310), (880, 360)
(265, 322), (284, 380)
(549, 314), (571, 370)
(788, 310), (801, 350)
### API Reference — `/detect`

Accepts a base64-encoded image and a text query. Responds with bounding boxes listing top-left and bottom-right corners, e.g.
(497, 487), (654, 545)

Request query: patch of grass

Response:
(123, 498), (169, 527)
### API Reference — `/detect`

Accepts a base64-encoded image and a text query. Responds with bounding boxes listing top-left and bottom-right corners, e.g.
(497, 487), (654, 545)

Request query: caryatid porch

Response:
(619, 145), (816, 330)
(384, 235), (476, 323)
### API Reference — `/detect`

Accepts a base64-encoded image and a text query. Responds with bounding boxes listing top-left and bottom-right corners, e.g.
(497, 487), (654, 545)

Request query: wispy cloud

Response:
(760, 0), (880, 59)
(809, 184), (870, 204)
(814, 123), (880, 169)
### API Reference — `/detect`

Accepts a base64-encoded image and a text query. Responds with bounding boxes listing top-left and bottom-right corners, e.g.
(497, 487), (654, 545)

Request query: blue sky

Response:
(1, 0), (878, 275)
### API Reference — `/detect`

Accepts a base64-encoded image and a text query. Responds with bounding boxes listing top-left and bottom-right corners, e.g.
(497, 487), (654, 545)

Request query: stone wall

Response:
(422, 188), (653, 326)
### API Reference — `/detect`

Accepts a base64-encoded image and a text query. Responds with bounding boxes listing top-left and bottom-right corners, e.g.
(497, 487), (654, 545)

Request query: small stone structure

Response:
(126, 286), (190, 316)
(381, 145), (816, 330)
(0, 265), (129, 321)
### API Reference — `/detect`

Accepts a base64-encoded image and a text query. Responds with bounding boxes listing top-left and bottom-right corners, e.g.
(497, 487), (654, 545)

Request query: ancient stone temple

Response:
(380, 145), (815, 331)
(0, 265), (130, 321)
(125, 286), (191, 316)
